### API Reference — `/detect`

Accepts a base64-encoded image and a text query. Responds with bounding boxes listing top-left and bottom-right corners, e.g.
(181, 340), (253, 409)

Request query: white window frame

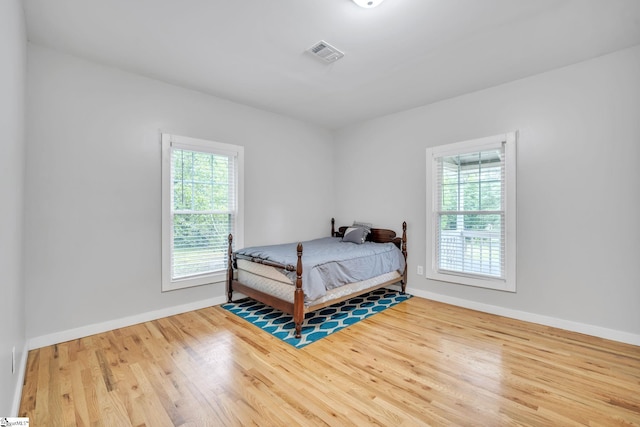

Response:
(426, 132), (517, 292)
(161, 133), (244, 292)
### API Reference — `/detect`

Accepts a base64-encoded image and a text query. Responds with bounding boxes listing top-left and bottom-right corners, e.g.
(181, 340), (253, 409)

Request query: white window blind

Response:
(426, 132), (516, 292)
(435, 147), (505, 279)
(170, 147), (236, 280)
(162, 134), (244, 291)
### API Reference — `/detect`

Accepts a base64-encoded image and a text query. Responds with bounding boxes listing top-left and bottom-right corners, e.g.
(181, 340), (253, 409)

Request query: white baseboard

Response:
(11, 341), (29, 416)
(408, 287), (640, 347)
(28, 296), (227, 350)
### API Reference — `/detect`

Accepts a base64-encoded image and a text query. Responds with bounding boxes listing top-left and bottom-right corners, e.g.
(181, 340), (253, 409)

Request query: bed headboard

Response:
(331, 218), (406, 250)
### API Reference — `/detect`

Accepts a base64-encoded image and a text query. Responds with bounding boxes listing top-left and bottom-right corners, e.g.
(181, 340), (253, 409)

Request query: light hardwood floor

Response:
(20, 296), (640, 426)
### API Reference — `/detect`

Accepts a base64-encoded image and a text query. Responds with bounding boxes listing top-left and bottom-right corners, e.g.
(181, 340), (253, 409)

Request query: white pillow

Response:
(342, 227), (368, 244)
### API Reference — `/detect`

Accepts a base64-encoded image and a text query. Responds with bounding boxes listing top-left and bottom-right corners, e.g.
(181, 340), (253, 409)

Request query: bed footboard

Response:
(293, 243), (304, 337)
(227, 234), (306, 338)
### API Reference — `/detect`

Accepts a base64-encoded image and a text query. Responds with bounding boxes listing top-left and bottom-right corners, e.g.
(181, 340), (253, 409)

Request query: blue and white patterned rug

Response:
(221, 288), (412, 348)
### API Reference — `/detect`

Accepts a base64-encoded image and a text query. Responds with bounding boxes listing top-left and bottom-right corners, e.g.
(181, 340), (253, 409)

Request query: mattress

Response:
(234, 237), (406, 301)
(236, 259), (402, 307)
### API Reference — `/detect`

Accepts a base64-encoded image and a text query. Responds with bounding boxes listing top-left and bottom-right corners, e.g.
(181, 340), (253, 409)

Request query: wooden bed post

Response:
(401, 221), (407, 293)
(294, 242), (304, 338)
(227, 233), (234, 302)
(331, 217), (335, 237)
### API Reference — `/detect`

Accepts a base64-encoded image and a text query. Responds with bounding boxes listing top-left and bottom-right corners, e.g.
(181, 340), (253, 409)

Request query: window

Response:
(161, 134), (244, 291)
(426, 132), (516, 291)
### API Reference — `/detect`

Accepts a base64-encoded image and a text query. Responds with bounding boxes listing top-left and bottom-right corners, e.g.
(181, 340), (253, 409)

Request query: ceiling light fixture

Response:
(352, 0), (385, 8)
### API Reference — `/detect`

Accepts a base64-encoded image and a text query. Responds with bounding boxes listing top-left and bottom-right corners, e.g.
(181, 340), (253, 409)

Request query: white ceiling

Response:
(22, 0), (640, 129)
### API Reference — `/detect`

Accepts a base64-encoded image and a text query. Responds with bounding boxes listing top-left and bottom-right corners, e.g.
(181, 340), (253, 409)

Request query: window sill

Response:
(162, 271), (227, 292)
(426, 270), (516, 292)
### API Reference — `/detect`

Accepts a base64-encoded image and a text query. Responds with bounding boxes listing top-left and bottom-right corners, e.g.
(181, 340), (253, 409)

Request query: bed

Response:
(226, 219), (407, 338)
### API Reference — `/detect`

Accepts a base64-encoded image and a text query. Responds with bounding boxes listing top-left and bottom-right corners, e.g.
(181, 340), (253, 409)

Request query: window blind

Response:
(169, 146), (237, 281)
(434, 145), (505, 279)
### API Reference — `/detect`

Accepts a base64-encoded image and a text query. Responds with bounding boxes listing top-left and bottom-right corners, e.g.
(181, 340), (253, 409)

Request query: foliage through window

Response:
(426, 133), (516, 291)
(162, 134), (244, 291)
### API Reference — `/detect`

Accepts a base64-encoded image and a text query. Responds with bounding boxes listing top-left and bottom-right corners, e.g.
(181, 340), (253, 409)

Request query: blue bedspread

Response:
(235, 237), (405, 301)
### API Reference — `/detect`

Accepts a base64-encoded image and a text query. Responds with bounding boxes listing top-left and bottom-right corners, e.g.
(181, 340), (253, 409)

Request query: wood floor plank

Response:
(20, 296), (640, 426)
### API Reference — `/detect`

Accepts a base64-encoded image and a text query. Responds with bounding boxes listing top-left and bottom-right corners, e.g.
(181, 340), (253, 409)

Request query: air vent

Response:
(307, 40), (345, 63)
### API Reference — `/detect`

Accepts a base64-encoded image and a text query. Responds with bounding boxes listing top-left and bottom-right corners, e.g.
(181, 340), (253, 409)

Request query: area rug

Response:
(221, 288), (412, 348)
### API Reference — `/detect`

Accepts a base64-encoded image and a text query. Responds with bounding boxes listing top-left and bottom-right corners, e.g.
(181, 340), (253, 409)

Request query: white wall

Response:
(334, 45), (640, 339)
(0, 0), (27, 415)
(25, 45), (335, 340)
